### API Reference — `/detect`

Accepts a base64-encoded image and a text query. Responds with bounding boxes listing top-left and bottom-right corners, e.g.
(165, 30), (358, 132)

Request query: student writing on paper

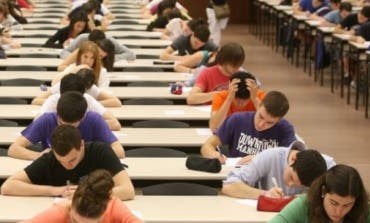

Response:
(2, 125), (134, 200)
(201, 91), (296, 165)
(20, 169), (141, 223)
(222, 141), (336, 199)
(269, 164), (370, 223)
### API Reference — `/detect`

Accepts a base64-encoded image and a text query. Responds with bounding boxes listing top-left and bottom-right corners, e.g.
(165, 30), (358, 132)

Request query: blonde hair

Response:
(76, 41), (102, 85)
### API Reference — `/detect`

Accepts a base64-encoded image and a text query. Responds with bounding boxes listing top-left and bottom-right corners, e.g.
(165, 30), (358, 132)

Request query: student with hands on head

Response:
(269, 164), (370, 223)
(2, 125), (134, 200)
(21, 169), (142, 223)
(209, 71), (265, 132)
(221, 141), (335, 199)
(201, 91), (296, 165)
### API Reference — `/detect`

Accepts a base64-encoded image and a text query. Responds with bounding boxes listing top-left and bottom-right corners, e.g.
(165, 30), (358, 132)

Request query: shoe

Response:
(350, 80), (356, 89)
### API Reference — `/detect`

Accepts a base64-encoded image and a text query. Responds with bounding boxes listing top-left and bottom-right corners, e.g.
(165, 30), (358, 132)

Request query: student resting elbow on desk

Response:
(186, 42), (245, 105)
(9, 92), (125, 160)
(221, 141), (336, 199)
(201, 91), (296, 165)
(209, 71), (264, 132)
(269, 164), (370, 223)
(2, 125), (134, 201)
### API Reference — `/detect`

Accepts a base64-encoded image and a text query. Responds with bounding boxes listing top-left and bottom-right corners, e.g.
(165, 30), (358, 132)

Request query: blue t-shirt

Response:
(22, 112), (117, 149)
(299, 0), (328, 13)
(324, 10), (342, 24)
(215, 112), (296, 157)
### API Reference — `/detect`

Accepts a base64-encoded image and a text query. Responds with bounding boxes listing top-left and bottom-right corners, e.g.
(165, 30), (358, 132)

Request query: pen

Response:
(216, 145), (222, 158)
(122, 163), (129, 168)
(272, 177), (279, 188)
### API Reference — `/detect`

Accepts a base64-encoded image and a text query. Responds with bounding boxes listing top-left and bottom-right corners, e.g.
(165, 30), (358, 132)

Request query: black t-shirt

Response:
(25, 142), (124, 186)
(357, 22), (370, 41)
(170, 35), (218, 56)
(340, 13), (359, 30)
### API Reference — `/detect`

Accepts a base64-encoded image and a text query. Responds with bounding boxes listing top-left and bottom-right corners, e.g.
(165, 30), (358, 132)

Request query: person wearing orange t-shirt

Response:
(209, 71), (265, 132)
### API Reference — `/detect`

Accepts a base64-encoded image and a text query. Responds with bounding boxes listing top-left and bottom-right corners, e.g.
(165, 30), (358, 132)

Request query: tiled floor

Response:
(222, 25), (370, 190)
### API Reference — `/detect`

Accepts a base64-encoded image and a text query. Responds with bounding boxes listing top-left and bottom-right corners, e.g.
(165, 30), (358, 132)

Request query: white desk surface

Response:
(0, 58), (173, 69)
(0, 104), (211, 120)
(6, 47), (163, 57)
(26, 17), (150, 24)
(0, 70), (189, 82)
(0, 86), (189, 100)
(0, 157), (230, 180)
(0, 195), (276, 223)
(0, 127), (211, 146)
(16, 38), (171, 47)
(20, 23), (148, 32)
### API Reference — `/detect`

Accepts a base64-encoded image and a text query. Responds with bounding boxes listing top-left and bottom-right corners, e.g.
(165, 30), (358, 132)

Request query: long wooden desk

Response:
(0, 157), (231, 180)
(0, 127), (211, 146)
(27, 17), (150, 25)
(0, 105), (211, 121)
(0, 58), (174, 69)
(0, 71), (190, 82)
(0, 195), (276, 223)
(16, 38), (171, 47)
(0, 86), (189, 100)
(6, 47), (164, 58)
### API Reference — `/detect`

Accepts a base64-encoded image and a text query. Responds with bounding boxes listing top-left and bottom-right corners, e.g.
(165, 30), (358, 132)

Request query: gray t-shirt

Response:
(223, 142), (336, 196)
(170, 35), (218, 56)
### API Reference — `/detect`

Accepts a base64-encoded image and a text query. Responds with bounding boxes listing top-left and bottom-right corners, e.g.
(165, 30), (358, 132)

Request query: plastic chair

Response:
(142, 182), (218, 196)
(124, 98), (174, 105)
(1, 78), (45, 86)
(0, 98), (27, 104)
(0, 148), (8, 156)
(126, 147), (186, 157)
(0, 119), (18, 127)
(126, 81), (169, 87)
(132, 120), (190, 128)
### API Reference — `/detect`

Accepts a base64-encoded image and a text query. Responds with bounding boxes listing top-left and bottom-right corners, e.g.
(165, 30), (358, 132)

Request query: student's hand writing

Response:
(237, 155), (255, 165)
(211, 151), (227, 164)
(61, 185), (78, 199)
(265, 187), (284, 198)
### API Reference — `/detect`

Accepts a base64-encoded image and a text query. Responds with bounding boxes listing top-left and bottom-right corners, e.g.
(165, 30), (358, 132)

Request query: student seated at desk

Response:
(60, 29), (136, 63)
(32, 68), (121, 107)
(160, 11), (192, 41)
(320, 1), (352, 26)
(201, 91), (296, 165)
(1, 125), (134, 200)
(160, 24), (218, 61)
(141, 0), (188, 19)
(186, 43), (245, 105)
(38, 73), (121, 131)
(8, 91), (125, 160)
(21, 169), (141, 223)
(269, 164), (370, 223)
(209, 71), (265, 132)
(43, 13), (90, 49)
(222, 141), (336, 199)
(293, 0), (330, 16)
(0, 3), (22, 31)
(146, 1), (178, 31)
(54, 41), (110, 88)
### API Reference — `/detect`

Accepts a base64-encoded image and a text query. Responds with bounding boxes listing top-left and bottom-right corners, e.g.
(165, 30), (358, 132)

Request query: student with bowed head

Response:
(269, 164), (370, 223)
(21, 169), (142, 223)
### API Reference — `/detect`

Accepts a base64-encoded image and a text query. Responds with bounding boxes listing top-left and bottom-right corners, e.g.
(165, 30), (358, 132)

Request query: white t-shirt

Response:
(50, 83), (102, 99)
(39, 93), (106, 115)
(166, 18), (183, 40)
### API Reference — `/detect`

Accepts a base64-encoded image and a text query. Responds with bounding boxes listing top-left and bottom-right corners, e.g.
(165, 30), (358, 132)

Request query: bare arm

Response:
(222, 182), (266, 199)
(57, 49), (78, 72)
(8, 136), (40, 160)
(1, 170), (67, 196)
(160, 46), (185, 61)
(112, 170), (135, 200)
(186, 86), (217, 105)
(174, 51), (204, 73)
(111, 141), (125, 158)
(31, 90), (52, 105)
(102, 111), (122, 131)
(200, 135), (226, 163)
(97, 91), (122, 107)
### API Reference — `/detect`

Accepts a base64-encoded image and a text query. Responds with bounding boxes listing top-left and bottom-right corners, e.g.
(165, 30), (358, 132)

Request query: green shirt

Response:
(269, 194), (370, 223)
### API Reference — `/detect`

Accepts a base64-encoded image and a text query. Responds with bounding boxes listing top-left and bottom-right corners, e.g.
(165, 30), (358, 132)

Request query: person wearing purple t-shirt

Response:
(201, 91), (296, 165)
(7, 92), (124, 160)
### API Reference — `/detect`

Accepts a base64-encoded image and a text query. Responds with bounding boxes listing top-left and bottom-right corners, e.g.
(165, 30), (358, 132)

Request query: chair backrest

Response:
(1, 78), (45, 86)
(124, 98), (174, 105)
(132, 120), (190, 128)
(126, 81), (169, 87)
(142, 182), (218, 196)
(0, 98), (27, 104)
(20, 54), (58, 58)
(0, 148), (8, 156)
(0, 119), (18, 127)
(126, 147), (187, 157)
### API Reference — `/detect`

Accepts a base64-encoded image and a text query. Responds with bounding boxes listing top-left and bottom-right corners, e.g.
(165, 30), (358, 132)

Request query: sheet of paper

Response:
(132, 210), (144, 219)
(113, 132), (127, 137)
(196, 128), (212, 136)
(225, 158), (242, 167)
(193, 105), (211, 112)
(235, 199), (258, 208)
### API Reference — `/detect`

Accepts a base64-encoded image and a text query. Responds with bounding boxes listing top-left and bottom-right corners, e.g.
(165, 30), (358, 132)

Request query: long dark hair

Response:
(72, 169), (114, 219)
(97, 39), (115, 72)
(68, 12), (89, 35)
(307, 164), (369, 223)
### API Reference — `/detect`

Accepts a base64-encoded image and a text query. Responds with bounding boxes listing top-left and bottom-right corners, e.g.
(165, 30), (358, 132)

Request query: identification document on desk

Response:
(235, 199), (258, 208)
(225, 158), (242, 167)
